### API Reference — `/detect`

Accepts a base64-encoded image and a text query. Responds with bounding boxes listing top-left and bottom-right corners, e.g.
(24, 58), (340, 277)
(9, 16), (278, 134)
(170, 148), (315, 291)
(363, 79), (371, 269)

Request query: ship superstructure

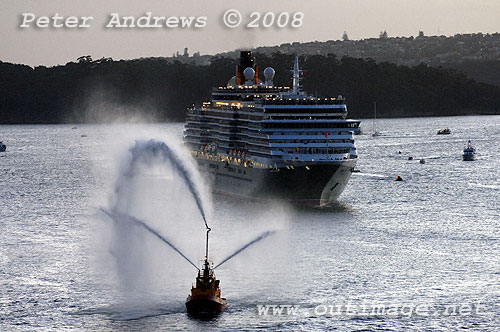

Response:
(184, 51), (360, 206)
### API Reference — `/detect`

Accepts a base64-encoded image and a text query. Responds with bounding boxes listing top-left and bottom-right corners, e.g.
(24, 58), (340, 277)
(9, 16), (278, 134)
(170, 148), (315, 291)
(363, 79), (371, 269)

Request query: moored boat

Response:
(437, 128), (451, 135)
(0, 141), (6, 152)
(371, 101), (382, 137)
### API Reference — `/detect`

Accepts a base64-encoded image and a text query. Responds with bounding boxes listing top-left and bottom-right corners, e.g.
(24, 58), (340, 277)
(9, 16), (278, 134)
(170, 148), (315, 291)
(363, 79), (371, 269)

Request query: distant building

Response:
(418, 30), (425, 38)
(379, 30), (388, 39)
(342, 31), (349, 41)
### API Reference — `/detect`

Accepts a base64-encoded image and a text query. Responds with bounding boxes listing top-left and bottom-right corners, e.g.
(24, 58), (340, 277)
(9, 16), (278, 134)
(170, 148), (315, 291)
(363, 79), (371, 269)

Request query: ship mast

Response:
(292, 56), (303, 95)
(203, 227), (211, 275)
(205, 227), (211, 260)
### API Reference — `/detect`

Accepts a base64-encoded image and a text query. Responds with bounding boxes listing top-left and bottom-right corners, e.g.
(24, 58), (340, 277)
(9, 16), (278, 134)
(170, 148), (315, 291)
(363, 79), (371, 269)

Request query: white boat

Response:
(462, 140), (476, 161)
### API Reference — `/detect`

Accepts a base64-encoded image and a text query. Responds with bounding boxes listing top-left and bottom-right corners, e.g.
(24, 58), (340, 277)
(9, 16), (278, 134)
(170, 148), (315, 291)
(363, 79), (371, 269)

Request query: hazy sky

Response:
(1, 0), (499, 66)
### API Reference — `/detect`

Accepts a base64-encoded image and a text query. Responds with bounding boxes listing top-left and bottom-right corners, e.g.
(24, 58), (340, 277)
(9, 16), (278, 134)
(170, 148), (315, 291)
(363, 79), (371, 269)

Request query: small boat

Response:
(462, 140), (476, 161)
(353, 128), (363, 135)
(437, 128), (451, 135)
(0, 141), (6, 152)
(419, 158), (425, 164)
(186, 229), (227, 316)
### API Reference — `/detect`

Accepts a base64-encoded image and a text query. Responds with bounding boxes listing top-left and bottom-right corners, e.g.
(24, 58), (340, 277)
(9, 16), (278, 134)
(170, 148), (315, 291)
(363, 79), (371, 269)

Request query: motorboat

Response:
(437, 128), (451, 135)
(462, 140), (476, 161)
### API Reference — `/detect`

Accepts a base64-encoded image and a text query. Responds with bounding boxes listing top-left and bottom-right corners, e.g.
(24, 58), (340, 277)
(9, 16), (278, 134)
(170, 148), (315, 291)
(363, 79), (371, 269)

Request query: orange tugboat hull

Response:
(186, 296), (227, 316)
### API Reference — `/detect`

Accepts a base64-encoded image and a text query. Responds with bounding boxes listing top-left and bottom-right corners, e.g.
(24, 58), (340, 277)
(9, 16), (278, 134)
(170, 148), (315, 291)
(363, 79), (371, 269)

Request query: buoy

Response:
(398, 151), (402, 154)
(395, 176), (403, 181)
(408, 156), (413, 160)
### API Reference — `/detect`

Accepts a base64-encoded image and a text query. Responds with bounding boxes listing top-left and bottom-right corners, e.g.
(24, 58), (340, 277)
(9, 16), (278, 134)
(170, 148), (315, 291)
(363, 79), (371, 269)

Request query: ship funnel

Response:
(236, 51), (258, 86)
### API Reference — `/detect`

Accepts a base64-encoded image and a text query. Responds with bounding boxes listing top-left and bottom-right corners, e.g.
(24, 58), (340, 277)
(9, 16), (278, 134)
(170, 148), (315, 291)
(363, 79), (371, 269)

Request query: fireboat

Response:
(186, 228), (227, 316)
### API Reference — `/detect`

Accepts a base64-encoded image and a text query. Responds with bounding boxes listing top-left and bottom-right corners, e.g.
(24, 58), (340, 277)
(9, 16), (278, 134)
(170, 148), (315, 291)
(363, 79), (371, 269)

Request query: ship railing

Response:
(263, 98), (345, 106)
(280, 153), (352, 161)
(212, 86), (290, 93)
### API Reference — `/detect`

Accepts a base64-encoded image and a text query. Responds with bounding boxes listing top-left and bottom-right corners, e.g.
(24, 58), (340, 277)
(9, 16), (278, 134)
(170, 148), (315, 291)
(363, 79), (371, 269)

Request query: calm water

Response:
(0, 116), (499, 331)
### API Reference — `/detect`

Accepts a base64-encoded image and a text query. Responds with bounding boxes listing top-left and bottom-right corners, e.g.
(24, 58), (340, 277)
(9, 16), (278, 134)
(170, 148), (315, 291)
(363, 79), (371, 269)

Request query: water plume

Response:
(93, 133), (284, 304)
(93, 133), (210, 297)
(214, 230), (276, 269)
(122, 139), (209, 229)
(99, 207), (199, 271)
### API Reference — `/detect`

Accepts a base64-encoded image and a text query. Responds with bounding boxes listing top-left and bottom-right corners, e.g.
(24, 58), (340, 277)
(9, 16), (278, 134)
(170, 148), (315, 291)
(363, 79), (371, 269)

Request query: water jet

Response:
(101, 139), (277, 317)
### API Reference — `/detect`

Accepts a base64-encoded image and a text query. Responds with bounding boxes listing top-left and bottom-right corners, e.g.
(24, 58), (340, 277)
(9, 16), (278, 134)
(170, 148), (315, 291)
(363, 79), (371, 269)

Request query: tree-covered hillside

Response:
(1, 53), (499, 124)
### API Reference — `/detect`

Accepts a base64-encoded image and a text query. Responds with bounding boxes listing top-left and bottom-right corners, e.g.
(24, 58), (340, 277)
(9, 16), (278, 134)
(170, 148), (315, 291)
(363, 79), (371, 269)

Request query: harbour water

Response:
(0, 115), (499, 331)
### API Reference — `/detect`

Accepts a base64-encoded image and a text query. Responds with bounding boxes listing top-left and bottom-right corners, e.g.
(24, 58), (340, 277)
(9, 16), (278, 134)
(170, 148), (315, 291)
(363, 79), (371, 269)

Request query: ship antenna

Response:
(292, 56), (303, 95)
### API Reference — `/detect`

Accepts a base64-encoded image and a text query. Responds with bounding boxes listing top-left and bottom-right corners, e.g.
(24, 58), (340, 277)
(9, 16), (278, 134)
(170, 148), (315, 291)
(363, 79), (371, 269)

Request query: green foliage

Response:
(0, 54), (499, 124)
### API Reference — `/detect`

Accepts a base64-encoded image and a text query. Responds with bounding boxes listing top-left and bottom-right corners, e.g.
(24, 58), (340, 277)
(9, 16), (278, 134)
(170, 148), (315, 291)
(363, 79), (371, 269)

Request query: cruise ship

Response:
(183, 51), (360, 206)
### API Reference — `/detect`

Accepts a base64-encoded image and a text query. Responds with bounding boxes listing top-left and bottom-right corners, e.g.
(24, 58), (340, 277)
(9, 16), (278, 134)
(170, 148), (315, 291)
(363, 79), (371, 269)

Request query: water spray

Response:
(124, 139), (210, 229)
(213, 230), (276, 269)
(100, 207), (200, 271)
(102, 139), (277, 316)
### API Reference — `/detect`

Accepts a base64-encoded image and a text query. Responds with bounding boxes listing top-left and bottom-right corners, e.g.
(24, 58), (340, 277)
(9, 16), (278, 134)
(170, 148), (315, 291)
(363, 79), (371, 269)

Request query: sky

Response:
(1, 0), (499, 66)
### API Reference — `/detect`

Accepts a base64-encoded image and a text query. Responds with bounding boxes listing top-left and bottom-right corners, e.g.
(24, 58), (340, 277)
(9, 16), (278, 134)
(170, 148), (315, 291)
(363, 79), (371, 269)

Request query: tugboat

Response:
(462, 140), (476, 161)
(0, 141), (6, 152)
(186, 229), (227, 316)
